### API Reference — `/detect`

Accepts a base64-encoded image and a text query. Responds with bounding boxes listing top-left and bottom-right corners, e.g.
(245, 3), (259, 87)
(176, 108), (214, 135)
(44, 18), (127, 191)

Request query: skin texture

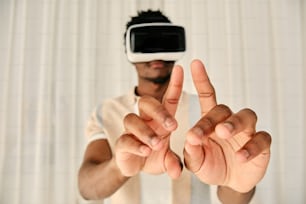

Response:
(78, 59), (271, 203)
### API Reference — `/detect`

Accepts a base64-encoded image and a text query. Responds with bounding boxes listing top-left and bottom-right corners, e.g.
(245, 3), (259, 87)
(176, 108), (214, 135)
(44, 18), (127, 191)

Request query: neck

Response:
(135, 80), (169, 102)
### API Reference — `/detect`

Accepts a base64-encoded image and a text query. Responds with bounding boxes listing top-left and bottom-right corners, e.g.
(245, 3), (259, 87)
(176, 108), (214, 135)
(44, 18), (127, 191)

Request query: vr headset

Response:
(126, 23), (186, 63)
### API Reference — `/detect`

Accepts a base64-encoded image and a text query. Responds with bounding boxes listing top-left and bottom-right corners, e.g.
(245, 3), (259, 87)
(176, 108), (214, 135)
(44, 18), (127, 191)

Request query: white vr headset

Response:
(125, 23), (186, 63)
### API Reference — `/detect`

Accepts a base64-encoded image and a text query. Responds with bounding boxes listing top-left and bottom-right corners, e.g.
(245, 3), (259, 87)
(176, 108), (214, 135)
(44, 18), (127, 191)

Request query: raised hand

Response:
(183, 59), (271, 193)
(115, 65), (184, 179)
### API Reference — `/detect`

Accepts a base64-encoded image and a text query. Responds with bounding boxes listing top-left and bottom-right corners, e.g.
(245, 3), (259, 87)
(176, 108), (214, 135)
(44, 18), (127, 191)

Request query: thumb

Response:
(164, 150), (183, 179)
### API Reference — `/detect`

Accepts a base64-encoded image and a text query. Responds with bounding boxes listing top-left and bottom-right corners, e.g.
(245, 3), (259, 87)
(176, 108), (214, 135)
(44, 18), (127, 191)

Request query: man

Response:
(78, 10), (271, 204)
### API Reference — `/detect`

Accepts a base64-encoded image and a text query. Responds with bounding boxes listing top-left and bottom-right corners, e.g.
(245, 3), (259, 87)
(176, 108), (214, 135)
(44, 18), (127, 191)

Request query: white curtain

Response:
(0, 0), (305, 203)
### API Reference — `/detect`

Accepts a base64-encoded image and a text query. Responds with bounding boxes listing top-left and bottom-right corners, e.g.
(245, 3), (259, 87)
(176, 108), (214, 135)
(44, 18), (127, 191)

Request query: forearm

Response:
(217, 186), (255, 204)
(78, 157), (129, 200)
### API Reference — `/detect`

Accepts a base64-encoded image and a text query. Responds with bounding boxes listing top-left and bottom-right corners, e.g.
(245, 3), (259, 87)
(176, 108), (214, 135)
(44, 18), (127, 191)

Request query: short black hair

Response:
(123, 10), (172, 49)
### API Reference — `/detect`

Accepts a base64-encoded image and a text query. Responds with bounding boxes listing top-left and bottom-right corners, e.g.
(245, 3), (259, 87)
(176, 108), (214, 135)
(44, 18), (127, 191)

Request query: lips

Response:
(148, 60), (165, 69)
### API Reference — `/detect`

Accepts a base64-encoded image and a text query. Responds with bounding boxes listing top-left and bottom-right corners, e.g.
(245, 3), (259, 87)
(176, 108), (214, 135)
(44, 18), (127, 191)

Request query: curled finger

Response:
(138, 96), (177, 134)
(215, 108), (258, 139)
(236, 131), (272, 163)
(124, 113), (163, 150)
(115, 133), (152, 158)
(186, 104), (232, 145)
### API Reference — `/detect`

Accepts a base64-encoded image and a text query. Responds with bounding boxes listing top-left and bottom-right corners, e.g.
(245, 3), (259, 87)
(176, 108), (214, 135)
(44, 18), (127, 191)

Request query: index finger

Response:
(162, 65), (184, 116)
(191, 59), (217, 116)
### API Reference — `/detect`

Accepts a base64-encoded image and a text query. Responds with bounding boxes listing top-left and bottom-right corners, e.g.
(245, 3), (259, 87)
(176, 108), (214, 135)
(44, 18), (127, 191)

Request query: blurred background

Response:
(0, 0), (305, 203)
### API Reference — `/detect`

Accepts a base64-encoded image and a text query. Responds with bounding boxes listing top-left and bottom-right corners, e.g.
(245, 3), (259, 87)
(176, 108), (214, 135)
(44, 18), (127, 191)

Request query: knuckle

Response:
(199, 117), (214, 131)
(198, 90), (215, 98)
(116, 133), (137, 149)
(202, 117), (213, 126)
(217, 104), (232, 116)
(230, 114), (243, 126)
(258, 131), (272, 145)
(124, 113), (136, 120)
(242, 108), (258, 122)
(153, 104), (168, 117)
(197, 84), (216, 99)
(117, 134), (130, 145)
(138, 95), (153, 104)
(123, 113), (137, 126)
(164, 97), (179, 105)
(115, 135), (125, 148)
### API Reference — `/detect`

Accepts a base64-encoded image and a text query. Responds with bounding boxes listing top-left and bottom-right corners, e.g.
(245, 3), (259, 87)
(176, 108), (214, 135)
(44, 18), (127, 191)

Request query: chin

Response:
(146, 74), (171, 84)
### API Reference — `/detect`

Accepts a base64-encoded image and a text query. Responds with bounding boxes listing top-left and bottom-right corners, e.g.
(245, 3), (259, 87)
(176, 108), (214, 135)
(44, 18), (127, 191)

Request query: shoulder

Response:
(102, 91), (136, 112)
(94, 90), (136, 121)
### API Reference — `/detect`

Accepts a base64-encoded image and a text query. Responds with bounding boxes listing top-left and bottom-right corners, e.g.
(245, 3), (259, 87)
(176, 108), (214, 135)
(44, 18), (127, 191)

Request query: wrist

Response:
(217, 186), (255, 204)
(110, 157), (131, 181)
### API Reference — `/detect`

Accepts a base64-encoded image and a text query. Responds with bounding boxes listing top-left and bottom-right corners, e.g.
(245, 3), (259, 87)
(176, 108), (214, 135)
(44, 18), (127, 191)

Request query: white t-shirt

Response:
(85, 89), (225, 204)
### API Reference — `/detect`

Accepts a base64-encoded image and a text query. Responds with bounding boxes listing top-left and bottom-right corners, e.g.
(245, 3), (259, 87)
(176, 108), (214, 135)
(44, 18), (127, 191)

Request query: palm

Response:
(142, 138), (171, 173)
(196, 131), (270, 192)
(116, 132), (174, 177)
(116, 135), (169, 176)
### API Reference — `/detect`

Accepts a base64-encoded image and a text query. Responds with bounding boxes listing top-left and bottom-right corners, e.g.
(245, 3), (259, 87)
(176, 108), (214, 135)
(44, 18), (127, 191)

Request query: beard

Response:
(144, 73), (171, 84)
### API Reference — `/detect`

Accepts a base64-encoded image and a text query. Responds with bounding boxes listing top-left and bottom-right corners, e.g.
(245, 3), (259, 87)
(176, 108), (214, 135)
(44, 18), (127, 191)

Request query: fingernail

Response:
(164, 117), (175, 129)
(240, 149), (250, 159)
(151, 137), (161, 146)
(223, 122), (234, 133)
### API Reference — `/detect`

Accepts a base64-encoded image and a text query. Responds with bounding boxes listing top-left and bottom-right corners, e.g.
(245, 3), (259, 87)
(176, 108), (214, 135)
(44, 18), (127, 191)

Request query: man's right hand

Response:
(114, 65), (184, 179)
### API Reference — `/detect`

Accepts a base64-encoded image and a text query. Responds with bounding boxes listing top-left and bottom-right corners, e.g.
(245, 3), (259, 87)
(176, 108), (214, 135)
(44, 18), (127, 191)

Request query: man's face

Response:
(134, 60), (175, 84)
